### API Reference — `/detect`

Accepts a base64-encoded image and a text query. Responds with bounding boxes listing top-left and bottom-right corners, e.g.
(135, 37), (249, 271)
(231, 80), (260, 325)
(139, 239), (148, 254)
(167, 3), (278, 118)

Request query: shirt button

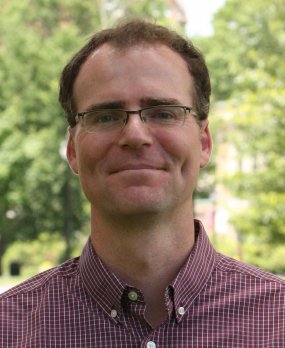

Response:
(128, 290), (138, 301)
(178, 306), (185, 315)
(147, 341), (156, 348)
(110, 309), (118, 318)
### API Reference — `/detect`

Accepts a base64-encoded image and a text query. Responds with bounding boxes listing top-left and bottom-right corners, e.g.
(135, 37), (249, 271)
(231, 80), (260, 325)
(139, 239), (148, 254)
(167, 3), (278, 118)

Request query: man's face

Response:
(67, 43), (211, 217)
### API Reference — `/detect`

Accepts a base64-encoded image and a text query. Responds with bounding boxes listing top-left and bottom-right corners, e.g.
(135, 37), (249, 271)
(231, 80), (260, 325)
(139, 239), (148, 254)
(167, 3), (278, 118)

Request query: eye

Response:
(97, 114), (116, 124)
(97, 112), (119, 123)
(86, 110), (123, 126)
(155, 110), (176, 120)
(146, 107), (178, 123)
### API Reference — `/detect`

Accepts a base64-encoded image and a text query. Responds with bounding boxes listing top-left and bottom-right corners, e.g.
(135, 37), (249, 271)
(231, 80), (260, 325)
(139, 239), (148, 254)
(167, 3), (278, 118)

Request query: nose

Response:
(118, 113), (153, 149)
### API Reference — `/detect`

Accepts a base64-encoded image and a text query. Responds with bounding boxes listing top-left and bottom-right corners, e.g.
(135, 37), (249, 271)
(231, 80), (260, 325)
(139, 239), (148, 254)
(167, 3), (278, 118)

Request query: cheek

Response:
(75, 137), (98, 175)
(158, 130), (201, 168)
(76, 135), (113, 176)
(76, 146), (102, 202)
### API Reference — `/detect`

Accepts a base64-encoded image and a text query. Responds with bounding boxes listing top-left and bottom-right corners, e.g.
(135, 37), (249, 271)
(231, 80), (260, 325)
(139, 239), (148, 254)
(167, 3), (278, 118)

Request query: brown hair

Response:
(59, 19), (211, 127)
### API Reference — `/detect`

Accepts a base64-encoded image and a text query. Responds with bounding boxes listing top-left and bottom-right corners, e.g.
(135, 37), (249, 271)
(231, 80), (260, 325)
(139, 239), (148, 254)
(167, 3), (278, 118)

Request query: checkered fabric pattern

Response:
(1, 221), (284, 347)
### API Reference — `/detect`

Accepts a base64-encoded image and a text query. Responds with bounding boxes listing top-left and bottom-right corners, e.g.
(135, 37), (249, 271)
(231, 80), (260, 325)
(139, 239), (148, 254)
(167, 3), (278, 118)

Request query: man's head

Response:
(59, 19), (211, 127)
(64, 19), (212, 219)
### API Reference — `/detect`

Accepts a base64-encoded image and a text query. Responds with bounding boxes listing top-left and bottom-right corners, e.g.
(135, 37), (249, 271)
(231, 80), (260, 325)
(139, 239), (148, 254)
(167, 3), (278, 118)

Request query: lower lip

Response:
(111, 168), (164, 175)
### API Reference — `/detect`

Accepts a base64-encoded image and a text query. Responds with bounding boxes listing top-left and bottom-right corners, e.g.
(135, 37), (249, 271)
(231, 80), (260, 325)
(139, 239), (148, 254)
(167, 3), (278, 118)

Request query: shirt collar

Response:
(79, 239), (126, 322)
(170, 219), (217, 323)
(79, 220), (217, 323)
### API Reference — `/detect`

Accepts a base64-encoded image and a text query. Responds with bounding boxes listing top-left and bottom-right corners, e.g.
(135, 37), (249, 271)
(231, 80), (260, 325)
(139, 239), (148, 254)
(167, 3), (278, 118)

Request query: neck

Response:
(90, 205), (195, 327)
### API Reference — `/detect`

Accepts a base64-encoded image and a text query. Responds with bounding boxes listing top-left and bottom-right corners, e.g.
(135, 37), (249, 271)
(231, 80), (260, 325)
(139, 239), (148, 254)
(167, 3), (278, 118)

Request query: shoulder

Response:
(215, 252), (285, 287)
(0, 256), (80, 300)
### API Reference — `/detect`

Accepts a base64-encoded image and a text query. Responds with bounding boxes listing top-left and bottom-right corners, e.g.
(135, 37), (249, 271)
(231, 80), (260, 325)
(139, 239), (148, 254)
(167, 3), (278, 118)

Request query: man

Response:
(1, 19), (284, 347)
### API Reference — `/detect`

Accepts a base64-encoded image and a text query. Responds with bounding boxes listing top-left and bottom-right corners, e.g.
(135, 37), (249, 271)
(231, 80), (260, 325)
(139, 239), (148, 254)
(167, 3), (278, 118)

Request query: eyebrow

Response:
(82, 101), (125, 112)
(140, 97), (183, 107)
(82, 97), (184, 112)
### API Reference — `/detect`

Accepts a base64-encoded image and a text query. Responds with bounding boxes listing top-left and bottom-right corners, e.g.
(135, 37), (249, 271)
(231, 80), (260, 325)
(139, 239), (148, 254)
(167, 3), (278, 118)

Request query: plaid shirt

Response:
(1, 220), (285, 347)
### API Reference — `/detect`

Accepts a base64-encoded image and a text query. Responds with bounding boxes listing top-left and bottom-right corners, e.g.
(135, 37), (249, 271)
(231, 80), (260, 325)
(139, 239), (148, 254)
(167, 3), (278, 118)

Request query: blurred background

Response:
(1, 0), (285, 292)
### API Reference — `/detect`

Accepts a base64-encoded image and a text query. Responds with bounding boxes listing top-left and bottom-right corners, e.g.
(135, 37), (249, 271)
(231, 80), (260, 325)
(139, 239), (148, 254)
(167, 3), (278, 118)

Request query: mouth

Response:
(110, 164), (166, 174)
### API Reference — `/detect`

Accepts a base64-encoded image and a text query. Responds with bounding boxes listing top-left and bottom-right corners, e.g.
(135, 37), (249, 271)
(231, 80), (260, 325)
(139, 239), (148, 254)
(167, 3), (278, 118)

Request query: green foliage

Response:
(208, 0), (285, 99)
(212, 233), (285, 275)
(241, 238), (285, 274)
(200, 0), (285, 271)
(0, 0), (171, 273)
(0, 0), (90, 266)
(3, 232), (66, 277)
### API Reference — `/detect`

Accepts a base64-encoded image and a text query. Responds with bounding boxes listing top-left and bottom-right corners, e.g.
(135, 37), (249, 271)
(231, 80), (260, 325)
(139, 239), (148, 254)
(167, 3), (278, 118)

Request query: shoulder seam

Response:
(215, 253), (285, 286)
(0, 258), (80, 299)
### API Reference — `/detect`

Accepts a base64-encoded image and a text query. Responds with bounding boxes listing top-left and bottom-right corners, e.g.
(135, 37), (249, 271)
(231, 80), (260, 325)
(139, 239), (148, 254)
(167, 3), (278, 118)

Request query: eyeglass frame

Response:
(74, 104), (199, 132)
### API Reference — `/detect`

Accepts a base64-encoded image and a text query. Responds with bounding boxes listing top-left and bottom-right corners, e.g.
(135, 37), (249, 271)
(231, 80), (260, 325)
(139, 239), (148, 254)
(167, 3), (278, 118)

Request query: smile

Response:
(110, 164), (166, 174)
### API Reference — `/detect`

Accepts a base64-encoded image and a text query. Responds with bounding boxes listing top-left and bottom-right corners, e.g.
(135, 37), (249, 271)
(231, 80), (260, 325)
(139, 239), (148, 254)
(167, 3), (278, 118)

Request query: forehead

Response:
(73, 43), (194, 110)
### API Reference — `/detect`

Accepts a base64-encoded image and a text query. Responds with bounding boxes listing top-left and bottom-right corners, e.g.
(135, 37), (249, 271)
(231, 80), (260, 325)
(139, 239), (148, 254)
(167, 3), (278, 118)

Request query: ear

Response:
(200, 120), (212, 169)
(66, 127), (79, 174)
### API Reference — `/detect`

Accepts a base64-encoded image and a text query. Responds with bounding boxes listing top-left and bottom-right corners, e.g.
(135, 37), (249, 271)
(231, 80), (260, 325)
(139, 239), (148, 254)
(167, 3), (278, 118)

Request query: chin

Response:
(118, 194), (165, 212)
(105, 189), (170, 216)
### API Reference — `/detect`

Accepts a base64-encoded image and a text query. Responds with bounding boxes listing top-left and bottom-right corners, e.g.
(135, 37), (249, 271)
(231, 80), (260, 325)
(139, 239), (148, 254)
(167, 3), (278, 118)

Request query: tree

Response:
(199, 0), (285, 271)
(0, 0), (170, 274)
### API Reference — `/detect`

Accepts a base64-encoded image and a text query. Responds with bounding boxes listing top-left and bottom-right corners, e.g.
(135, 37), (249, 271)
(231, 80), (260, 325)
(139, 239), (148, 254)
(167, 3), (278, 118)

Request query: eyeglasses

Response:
(75, 105), (198, 133)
